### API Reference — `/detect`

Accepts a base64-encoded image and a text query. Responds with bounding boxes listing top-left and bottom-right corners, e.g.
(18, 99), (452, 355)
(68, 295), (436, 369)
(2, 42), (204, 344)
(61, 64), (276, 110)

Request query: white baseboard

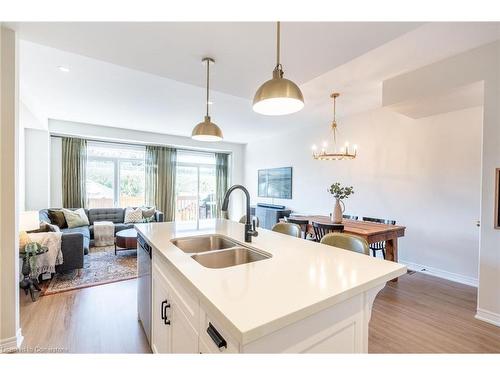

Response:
(475, 308), (500, 327)
(0, 328), (23, 353)
(399, 259), (478, 287)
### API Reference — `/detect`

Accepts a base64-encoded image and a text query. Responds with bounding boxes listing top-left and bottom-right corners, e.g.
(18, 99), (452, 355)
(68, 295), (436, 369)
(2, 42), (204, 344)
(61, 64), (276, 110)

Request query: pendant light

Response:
(192, 57), (223, 142)
(253, 21), (304, 116)
(312, 92), (357, 160)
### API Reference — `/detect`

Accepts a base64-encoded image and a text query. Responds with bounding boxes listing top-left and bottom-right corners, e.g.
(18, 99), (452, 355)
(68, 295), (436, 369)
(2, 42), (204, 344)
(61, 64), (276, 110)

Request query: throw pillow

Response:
(141, 206), (156, 222)
(124, 207), (143, 223)
(62, 208), (89, 228)
(48, 209), (67, 228)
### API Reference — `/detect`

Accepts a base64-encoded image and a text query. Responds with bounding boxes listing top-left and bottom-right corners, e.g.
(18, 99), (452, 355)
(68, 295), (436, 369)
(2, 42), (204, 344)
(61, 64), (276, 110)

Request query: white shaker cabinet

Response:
(151, 265), (172, 354)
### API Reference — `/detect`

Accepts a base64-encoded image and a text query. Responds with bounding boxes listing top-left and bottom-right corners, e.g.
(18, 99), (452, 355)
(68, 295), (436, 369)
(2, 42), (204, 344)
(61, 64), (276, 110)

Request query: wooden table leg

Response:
(385, 237), (399, 282)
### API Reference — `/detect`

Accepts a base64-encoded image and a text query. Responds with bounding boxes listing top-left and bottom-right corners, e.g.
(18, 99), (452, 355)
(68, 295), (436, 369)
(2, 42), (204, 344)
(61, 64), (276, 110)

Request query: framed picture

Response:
(495, 168), (500, 229)
(257, 167), (292, 199)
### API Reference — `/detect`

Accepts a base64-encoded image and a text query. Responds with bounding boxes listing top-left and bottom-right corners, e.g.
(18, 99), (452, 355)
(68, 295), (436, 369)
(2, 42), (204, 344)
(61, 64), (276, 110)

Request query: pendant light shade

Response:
(253, 22), (304, 116)
(192, 115), (223, 141)
(192, 57), (223, 142)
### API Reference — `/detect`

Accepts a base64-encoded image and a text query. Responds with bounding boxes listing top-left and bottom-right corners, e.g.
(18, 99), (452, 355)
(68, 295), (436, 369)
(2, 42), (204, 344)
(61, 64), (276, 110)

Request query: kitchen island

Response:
(136, 219), (406, 353)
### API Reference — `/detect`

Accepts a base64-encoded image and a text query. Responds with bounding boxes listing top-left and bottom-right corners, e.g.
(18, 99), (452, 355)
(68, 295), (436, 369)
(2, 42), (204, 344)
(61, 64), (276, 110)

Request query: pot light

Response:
(58, 66), (70, 73)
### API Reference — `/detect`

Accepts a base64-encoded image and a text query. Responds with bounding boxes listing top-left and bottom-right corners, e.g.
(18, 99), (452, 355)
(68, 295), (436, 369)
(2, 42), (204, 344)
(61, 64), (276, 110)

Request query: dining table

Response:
(288, 215), (406, 279)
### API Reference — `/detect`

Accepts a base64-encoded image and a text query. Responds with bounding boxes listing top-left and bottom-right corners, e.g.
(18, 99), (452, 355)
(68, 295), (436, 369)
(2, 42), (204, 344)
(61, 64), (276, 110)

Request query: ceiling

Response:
(10, 22), (421, 99)
(13, 22), (500, 143)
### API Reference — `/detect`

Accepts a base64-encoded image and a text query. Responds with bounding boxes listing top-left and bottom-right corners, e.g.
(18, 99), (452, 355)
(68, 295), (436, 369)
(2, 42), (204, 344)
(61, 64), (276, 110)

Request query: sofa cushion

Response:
(88, 208), (124, 224)
(61, 226), (90, 239)
(39, 209), (51, 224)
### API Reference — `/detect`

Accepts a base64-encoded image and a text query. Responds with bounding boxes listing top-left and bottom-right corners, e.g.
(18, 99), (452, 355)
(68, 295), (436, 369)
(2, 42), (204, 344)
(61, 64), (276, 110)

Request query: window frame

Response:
(175, 150), (217, 226)
(86, 142), (146, 208)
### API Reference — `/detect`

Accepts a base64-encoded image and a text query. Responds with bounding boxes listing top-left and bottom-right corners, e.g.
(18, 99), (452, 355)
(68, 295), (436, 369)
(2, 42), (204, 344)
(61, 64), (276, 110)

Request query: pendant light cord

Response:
(332, 95), (338, 144)
(206, 59), (210, 117)
(276, 21), (280, 68)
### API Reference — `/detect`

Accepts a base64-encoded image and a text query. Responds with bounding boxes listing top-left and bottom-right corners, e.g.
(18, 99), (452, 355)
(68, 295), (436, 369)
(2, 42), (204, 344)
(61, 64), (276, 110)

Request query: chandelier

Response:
(312, 92), (357, 160)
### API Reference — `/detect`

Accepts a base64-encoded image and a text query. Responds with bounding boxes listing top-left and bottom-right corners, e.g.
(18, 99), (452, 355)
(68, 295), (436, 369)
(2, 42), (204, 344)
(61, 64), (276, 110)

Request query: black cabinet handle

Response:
(161, 300), (167, 320)
(161, 299), (171, 325)
(207, 323), (227, 349)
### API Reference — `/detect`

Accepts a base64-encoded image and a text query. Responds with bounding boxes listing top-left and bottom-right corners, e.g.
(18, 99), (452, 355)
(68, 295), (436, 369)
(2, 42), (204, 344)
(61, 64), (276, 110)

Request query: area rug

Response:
(42, 245), (137, 296)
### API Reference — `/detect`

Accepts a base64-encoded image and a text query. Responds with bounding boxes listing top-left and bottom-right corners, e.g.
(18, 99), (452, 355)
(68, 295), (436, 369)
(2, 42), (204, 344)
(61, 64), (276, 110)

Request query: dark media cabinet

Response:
(251, 203), (291, 230)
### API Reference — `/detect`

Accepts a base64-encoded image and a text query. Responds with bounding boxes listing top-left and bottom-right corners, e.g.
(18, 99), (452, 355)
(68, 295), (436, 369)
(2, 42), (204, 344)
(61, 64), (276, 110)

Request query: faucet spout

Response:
(221, 184), (258, 242)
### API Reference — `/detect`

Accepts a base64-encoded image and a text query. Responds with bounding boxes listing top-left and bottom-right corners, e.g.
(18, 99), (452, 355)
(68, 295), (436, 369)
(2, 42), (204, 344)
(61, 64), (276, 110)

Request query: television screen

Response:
(258, 167), (292, 199)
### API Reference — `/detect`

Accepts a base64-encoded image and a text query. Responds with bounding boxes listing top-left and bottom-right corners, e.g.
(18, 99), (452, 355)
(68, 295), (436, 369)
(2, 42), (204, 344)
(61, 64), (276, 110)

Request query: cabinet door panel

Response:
(171, 303), (198, 353)
(152, 267), (172, 353)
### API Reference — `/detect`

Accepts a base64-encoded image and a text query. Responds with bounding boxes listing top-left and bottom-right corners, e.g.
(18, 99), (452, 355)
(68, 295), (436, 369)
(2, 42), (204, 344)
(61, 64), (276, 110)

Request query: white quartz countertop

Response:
(136, 219), (406, 345)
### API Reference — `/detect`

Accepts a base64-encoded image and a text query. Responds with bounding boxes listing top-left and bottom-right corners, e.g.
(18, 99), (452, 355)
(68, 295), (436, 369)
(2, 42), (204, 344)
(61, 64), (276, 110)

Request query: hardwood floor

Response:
(369, 272), (500, 353)
(20, 272), (500, 353)
(20, 279), (151, 353)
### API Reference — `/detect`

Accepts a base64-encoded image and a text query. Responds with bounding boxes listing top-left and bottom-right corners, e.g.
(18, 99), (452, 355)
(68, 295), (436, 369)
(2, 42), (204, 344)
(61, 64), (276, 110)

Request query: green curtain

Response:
(215, 153), (229, 218)
(62, 137), (87, 208)
(145, 146), (177, 222)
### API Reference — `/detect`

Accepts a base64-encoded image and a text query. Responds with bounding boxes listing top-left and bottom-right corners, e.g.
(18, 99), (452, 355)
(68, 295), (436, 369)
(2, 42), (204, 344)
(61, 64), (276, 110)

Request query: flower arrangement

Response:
(328, 182), (354, 200)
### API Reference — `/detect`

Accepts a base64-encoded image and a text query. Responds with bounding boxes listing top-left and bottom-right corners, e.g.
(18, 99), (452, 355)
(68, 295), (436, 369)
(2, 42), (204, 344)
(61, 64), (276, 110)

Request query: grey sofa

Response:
(39, 207), (164, 273)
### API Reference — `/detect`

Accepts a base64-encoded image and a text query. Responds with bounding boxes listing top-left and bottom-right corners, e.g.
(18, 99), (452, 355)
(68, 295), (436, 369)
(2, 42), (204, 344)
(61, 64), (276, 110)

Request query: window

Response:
(175, 150), (216, 225)
(86, 142), (145, 208)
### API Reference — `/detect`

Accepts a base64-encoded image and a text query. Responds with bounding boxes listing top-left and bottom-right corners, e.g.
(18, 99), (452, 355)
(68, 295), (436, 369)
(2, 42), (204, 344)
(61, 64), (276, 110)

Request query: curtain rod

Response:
(49, 133), (233, 155)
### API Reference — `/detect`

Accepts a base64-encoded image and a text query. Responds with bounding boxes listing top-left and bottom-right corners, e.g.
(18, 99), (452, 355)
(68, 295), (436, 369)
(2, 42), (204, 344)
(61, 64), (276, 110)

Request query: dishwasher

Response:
(137, 234), (152, 344)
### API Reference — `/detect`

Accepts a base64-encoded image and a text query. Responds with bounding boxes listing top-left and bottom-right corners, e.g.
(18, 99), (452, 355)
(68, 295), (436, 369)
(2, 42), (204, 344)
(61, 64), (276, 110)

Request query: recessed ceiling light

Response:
(58, 66), (70, 73)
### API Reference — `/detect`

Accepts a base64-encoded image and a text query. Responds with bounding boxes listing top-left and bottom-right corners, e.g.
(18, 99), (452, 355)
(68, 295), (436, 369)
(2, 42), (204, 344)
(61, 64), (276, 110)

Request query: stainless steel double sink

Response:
(170, 234), (272, 269)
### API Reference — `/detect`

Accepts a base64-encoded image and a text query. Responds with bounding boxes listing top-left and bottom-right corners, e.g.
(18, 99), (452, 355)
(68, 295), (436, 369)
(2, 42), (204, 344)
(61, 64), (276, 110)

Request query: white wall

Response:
(47, 119), (246, 218)
(380, 41), (500, 325)
(245, 106), (483, 285)
(24, 128), (50, 210)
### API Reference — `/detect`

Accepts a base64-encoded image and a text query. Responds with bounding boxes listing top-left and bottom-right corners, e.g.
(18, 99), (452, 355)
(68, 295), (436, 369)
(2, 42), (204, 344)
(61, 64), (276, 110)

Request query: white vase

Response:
(332, 198), (344, 224)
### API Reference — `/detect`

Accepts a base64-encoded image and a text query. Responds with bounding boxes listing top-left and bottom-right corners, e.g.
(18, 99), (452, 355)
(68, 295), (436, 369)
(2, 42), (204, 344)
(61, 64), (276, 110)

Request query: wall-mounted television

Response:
(258, 167), (292, 199)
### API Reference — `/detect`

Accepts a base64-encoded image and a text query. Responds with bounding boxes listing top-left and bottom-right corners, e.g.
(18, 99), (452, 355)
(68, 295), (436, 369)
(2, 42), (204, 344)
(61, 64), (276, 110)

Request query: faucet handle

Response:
(252, 219), (258, 237)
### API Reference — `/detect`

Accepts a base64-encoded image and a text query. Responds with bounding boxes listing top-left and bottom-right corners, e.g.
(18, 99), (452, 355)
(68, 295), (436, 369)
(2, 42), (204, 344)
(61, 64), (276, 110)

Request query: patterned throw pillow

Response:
(124, 207), (143, 223)
(62, 208), (90, 228)
(141, 206), (156, 222)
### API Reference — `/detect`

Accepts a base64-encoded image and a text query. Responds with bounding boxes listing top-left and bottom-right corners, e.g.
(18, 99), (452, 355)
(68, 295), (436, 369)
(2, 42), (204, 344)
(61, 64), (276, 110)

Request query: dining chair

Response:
(312, 221), (344, 242)
(239, 215), (260, 227)
(362, 217), (396, 259)
(320, 233), (370, 255)
(284, 217), (310, 239)
(343, 214), (358, 220)
(271, 222), (302, 238)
